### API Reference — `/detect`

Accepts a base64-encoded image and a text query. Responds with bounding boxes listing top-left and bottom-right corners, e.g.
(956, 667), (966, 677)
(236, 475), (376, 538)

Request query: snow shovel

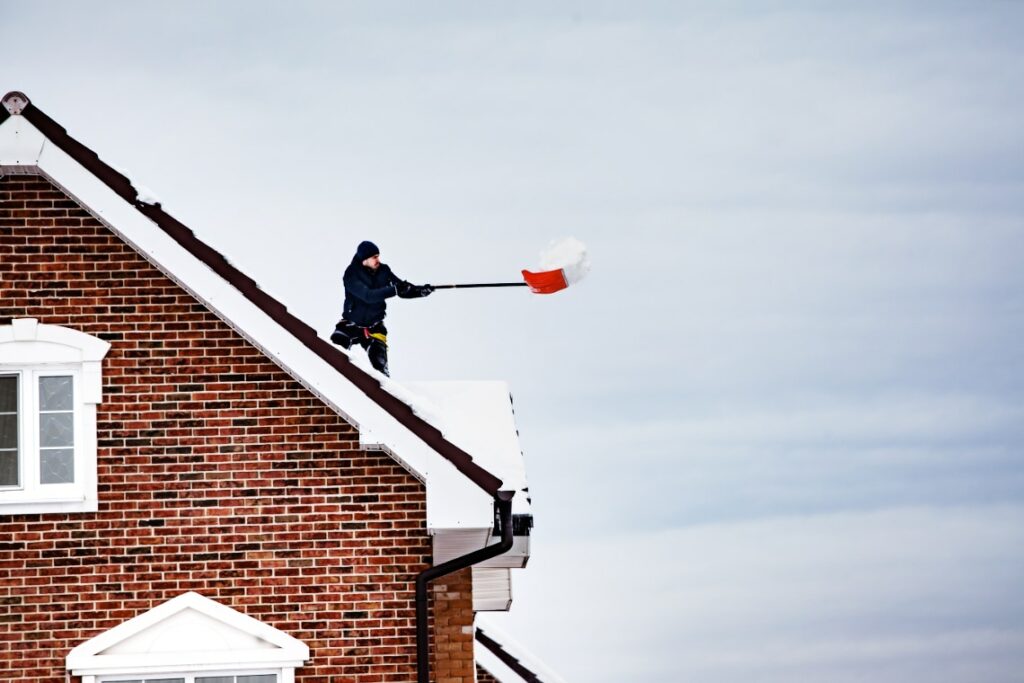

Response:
(432, 268), (568, 295)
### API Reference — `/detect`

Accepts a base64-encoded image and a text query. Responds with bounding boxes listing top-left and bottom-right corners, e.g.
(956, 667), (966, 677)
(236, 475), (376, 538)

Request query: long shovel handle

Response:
(433, 283), (529, 289)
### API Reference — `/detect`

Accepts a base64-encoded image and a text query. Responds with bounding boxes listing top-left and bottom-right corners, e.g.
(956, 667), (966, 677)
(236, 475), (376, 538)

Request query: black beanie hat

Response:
(355, 240), (380, 262)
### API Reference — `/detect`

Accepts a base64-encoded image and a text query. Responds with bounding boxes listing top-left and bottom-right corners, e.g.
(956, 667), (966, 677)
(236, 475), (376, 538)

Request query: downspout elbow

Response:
(416, 491), (516, 683)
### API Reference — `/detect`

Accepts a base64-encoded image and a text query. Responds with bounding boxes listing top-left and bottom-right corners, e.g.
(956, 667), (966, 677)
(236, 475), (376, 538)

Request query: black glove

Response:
(418, 284), (435, 297)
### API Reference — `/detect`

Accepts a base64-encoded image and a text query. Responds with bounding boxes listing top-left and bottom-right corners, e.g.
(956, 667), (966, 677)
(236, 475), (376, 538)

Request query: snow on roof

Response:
(403, 381), (531, 516)
(0, 91), (530, 535)
(475, 620), (569, 683)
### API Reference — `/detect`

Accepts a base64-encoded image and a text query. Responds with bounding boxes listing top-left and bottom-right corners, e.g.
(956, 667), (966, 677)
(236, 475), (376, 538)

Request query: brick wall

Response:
(476, 663), (500, 682)
(430, 567), (477, 683)
(0, 175), (445, 682)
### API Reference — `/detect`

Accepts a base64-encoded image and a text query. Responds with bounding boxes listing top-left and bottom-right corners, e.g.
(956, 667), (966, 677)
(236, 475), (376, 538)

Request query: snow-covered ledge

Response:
(66, 592), (310, 683)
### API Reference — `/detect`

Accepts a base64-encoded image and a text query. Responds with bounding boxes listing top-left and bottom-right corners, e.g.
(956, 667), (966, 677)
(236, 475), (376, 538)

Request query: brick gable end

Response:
(0, 175), (438, 682)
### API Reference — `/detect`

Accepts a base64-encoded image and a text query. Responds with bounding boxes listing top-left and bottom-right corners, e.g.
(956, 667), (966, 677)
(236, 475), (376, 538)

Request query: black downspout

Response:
(416, 490), (516, 683)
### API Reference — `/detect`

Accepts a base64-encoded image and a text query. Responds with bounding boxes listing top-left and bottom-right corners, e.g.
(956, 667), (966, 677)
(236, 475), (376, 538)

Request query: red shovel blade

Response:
(521, 268), (568, 294)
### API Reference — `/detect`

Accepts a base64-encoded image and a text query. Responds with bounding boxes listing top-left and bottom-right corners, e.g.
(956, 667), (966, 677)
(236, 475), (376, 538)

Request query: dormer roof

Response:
(66, 592), (309, 678)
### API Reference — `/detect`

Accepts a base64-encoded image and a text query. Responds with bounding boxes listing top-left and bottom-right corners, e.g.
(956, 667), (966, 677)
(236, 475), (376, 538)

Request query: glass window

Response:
(38, 375), (74, 484)
(0, 375), (18, 487)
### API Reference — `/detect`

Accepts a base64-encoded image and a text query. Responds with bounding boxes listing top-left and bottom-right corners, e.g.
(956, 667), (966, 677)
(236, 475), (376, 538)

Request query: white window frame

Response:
(0, 318), (110, 514)
(0, 367), (82, 494)
(98, 671), (280, 683)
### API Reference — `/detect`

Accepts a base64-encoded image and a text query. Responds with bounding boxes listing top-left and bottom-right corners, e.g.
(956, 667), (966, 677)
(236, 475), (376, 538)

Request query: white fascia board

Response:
(1, 115), (497, 532)
(429, 450), (495, 530)
(70, 653), (307, 676)
(433, 529), (528, 568)
(67, 592), (308, 674)
(475, 535), (529, 569)
(0, 115), (45, 165)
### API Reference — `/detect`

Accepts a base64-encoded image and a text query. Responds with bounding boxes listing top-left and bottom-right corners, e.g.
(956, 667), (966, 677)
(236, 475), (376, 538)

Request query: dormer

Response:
(66, 592), (309, 683)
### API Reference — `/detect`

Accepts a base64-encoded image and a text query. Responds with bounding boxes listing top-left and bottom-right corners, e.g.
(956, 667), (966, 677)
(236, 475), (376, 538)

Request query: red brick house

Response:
(0, 91), (535, 683)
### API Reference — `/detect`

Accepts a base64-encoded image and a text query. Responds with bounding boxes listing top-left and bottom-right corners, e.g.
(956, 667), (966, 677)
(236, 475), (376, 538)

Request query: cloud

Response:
(5, 3), (1024, 682)
(520, 391), (1024, 534)
(494, 504), (1024, 683)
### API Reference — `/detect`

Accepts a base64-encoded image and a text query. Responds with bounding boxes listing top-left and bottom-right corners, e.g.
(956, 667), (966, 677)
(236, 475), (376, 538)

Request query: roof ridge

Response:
(8, 91), (503, 496)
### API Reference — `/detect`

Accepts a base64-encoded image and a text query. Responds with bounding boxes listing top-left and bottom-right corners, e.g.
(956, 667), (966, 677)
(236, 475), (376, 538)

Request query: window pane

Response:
(39, 412), (74, 448)
(39, 376), (73, 411)
(196, 677), (234, 683)
(0, 451), (17, 486)
(0, 375), (16, 412)
(0, 414), (17, 449)
(145, 679), (185, 683)
(40, 448), (74, 484)
(238, 676), (277, 683)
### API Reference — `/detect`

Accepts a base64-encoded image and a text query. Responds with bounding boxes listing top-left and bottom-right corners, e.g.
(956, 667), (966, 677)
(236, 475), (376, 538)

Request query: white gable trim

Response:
(66, 592), (309, 680)
(0, 114), (494, 533)
(475, 621), (570, 683)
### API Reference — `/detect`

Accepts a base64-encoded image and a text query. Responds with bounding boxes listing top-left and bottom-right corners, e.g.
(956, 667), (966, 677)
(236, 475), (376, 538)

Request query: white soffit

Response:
(434, 529), (529, 568)
(472, 567), (513, 612)
(433, 528), (493, 565)
(66, 592), (308, 676)
(0, 114), (497, 532)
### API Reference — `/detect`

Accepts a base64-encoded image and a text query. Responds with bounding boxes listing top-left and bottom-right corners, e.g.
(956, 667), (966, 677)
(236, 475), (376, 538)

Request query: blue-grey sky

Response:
(4, 2), (1024, 681)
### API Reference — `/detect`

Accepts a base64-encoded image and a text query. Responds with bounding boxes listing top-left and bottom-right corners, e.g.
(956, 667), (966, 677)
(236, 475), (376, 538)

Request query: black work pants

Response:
(331, 320), (389, 376)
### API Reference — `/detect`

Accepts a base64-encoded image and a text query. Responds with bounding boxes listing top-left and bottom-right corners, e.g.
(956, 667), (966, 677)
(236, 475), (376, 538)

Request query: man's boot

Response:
(368, 341), (389, 377)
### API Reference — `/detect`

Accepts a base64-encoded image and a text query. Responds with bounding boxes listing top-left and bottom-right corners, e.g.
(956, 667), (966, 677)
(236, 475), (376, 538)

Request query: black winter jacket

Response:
(342, 256), (426, 326)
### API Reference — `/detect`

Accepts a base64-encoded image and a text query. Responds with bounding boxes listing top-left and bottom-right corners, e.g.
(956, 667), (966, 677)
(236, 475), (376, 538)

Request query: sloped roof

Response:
(66, 591), (308, 677)
(0, 90), (507, 504)
(476, 625), (568, 683)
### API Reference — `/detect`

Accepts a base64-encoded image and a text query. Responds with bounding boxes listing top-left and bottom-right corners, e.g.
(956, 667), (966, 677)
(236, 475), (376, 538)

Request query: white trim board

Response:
(66, 592), (309, 679)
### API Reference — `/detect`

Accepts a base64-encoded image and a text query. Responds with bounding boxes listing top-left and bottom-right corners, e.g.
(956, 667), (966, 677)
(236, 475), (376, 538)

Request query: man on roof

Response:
(330, 240), (433, 376)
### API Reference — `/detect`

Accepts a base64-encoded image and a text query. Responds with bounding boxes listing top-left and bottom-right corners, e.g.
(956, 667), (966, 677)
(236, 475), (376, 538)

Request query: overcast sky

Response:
(4, 2), (1024, 681)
